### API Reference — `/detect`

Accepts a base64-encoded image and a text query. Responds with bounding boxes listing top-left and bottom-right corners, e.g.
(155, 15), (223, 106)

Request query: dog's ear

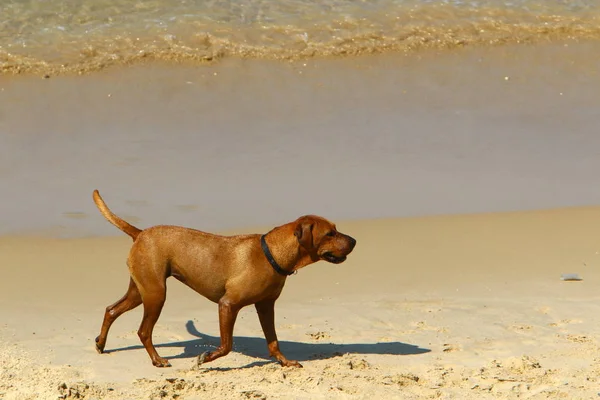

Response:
(294, 221), (315, 253)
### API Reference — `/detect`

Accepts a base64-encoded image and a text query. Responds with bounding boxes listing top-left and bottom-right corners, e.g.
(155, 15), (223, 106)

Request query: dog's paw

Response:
(152, 357), (172, 368)
(94, 336), (105, 354)
(281, 359), (303, 368)
(196, 351), (210, 367)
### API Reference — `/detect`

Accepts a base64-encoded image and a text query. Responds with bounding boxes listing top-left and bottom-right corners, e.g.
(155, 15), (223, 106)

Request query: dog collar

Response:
(260, 234), (295, 276)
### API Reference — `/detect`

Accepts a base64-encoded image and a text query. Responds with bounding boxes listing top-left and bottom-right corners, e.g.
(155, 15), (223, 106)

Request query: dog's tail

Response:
(93, 190), (142, 241)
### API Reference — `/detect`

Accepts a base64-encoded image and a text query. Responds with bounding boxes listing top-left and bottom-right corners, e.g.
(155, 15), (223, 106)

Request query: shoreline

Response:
(2, 202), (600, 239)
(0, 37), (596, 78)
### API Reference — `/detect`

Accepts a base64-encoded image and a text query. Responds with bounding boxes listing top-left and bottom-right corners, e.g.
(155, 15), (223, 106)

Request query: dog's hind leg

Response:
(137, 284), (170, 367)
(95, 278), (142, 353)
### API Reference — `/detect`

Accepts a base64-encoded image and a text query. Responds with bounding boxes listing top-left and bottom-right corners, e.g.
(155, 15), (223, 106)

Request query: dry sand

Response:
(3, 206), (600, 399)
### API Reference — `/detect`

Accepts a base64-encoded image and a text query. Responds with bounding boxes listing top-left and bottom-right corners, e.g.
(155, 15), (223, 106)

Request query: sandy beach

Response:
(2, 34), (600, 400)
(3, 206), (600, 399)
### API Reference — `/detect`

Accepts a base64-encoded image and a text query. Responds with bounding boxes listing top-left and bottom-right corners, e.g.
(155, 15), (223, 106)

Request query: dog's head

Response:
(294, 215), (356, 264)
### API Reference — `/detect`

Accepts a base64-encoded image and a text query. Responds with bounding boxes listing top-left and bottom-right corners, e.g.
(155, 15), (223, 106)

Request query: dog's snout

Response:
(346, 235), (356, 250)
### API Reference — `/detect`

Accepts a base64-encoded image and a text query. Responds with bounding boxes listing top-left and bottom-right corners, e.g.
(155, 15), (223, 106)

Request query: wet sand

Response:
(2, 42), (600, 399)
(1, 42), (600, 237)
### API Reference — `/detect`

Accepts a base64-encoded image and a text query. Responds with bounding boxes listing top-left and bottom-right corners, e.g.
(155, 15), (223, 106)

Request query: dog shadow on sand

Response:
(107, 320), (430, 369)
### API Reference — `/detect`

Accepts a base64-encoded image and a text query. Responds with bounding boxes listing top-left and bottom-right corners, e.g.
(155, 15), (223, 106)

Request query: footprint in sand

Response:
(381, 373), (420, 386)
(508, 324), (534, 333)
(564, 334), (594, 344)
(548, 319), (583, 328)
(442, 343), (460, 353)
(412, 321), (449, 333)
(307, 331), (331, 341)
(348, 358), (370, 370)
(536, 306), (552, 315)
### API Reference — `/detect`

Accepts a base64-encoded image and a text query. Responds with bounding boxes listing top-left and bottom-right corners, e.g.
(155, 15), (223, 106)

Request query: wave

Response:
(1, 3), (599, 75)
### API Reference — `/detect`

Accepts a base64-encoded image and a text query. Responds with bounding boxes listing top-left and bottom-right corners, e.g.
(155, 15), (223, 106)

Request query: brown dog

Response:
(92, 190), (356, 368)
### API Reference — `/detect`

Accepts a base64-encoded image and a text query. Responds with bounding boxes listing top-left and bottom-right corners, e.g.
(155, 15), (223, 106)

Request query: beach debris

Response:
(560, 273), (583, 281)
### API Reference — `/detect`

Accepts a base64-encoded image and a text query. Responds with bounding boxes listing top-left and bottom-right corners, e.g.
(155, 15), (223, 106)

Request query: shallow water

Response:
(1, 42), (599, 237)
(2, 0), (600, 74)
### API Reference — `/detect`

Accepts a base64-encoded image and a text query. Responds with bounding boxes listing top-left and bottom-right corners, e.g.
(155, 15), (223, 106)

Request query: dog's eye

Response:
(327, 231), (336, 237)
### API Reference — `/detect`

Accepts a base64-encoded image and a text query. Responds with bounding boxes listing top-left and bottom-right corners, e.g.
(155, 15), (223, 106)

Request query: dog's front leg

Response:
(255, 299), (302, 368)
(197, 299), (240, 366)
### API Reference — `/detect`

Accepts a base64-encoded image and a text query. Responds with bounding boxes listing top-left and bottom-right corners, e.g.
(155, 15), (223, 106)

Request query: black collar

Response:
(260, 234), (294, 276)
